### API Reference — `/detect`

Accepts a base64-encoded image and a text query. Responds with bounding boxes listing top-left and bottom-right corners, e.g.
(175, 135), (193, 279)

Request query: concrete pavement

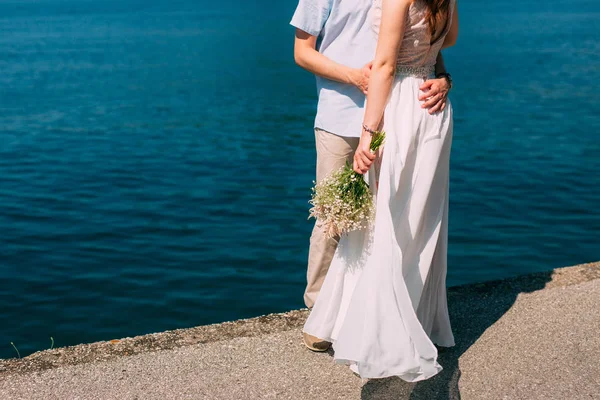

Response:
(1, 262), (599, 399)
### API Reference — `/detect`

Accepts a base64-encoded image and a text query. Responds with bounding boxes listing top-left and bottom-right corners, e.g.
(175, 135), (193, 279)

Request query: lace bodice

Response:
(370, 0), (455, 72)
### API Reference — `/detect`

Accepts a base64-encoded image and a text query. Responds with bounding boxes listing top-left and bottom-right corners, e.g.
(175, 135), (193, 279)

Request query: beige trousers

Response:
(305, 129), (359, 308)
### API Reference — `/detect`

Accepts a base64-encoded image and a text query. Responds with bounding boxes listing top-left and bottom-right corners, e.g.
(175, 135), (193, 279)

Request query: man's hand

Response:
(294, 30), (373, 92)
(353, 133), (376, 174)
(419, 77), (450, 114)
(349, 61), (373, 95)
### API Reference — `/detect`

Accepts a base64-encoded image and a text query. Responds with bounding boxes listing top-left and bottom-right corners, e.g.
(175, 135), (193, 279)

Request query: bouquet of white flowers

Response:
(309, 131), (385, 238)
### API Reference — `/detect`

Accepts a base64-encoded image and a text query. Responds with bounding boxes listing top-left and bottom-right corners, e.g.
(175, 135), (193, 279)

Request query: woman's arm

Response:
(354, 0), (412, 174)
(442, 1), (459, 49)
(294, 29), (372, 94)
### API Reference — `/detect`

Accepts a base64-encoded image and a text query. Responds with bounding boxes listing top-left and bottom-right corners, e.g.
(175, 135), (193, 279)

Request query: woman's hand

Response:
(418, 77), (450, 114)
(353, 133), (377, 174)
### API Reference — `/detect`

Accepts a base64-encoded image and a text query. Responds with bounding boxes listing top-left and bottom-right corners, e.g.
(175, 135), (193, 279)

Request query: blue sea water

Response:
(0, 0), (599, 359)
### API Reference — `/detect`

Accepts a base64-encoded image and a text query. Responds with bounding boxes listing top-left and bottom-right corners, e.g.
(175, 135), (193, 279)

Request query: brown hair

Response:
(423, 0), (451, 40)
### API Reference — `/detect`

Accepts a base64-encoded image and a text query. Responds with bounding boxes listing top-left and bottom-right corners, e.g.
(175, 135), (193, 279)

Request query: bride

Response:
(303, 0), (460, 382)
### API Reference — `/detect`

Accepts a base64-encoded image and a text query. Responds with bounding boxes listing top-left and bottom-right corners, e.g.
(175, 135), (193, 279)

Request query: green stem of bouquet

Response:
(369, 131), (385, 152)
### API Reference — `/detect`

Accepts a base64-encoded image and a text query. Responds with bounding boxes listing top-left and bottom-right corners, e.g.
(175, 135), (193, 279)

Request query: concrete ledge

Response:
(1, 261), (599, 378)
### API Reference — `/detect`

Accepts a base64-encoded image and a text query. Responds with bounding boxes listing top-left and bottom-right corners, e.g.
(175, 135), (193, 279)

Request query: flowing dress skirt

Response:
(303, 74), (455, 382)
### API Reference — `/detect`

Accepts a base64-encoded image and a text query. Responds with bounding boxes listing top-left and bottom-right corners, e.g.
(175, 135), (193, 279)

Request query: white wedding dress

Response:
(303, 0), (456, 382)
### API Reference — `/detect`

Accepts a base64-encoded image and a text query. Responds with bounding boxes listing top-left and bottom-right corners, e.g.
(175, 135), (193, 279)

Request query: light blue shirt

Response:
(291, 0), (377, 138)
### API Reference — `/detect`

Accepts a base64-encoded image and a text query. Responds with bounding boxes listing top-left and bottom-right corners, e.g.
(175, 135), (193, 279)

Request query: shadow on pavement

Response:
(360, 270), (554, 400)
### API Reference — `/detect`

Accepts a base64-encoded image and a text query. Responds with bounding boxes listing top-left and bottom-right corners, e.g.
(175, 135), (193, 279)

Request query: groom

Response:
(291, 0), (452, 351)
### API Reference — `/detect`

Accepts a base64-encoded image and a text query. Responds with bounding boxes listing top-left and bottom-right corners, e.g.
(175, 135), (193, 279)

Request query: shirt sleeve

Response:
(290, 0), (333, 37)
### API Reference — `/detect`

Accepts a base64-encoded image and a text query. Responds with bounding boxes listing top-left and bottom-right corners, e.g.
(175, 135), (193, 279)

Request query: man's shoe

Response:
(303, 332), (331, 352)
